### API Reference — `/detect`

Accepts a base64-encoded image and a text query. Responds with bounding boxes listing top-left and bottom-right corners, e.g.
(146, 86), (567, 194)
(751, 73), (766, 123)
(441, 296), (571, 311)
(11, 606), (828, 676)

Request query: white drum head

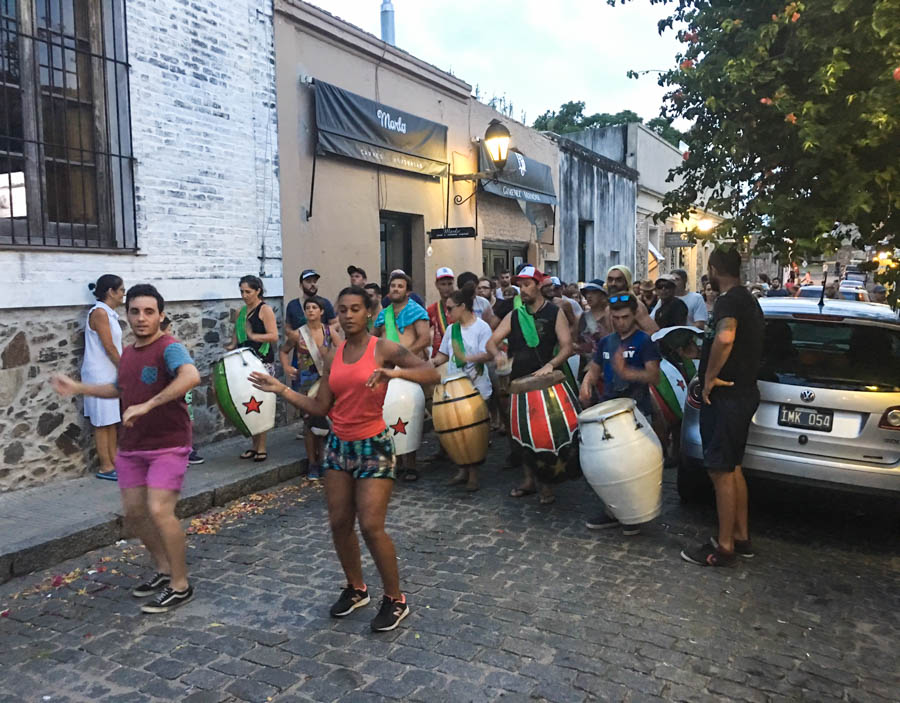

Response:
(579, 397), (635, 424)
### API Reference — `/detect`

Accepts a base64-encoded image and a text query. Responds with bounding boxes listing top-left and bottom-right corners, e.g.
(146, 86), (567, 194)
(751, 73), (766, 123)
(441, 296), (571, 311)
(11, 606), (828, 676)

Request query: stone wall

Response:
(0, 298), (285, 492)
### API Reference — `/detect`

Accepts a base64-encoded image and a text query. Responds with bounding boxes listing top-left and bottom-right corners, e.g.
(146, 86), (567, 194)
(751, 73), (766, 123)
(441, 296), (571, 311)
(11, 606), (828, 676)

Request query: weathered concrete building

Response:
(552, 136), (639, 283)
(567, 123), (721, 290)
(0, 0), (282, 490)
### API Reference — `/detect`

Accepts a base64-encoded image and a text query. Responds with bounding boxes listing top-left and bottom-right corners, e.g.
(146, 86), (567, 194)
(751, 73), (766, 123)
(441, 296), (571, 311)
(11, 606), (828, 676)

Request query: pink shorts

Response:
(116, 446), (191, 492)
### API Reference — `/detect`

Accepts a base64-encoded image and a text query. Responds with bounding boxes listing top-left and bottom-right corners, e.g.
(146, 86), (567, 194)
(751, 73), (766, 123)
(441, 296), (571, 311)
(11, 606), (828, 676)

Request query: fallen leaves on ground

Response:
(187, 483), (310, 536)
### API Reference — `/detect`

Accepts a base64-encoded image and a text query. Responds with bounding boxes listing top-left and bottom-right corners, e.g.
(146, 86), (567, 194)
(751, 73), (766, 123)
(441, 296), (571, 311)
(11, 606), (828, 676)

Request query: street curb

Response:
(1, 457), (303, 584)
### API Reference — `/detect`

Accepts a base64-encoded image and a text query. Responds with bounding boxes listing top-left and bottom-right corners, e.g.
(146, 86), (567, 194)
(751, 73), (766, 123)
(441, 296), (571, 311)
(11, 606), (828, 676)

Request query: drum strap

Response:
(450, 323), (484, 376)
(236, 306), (270, 358)
(513, 296), (539, 348)
(299, 324), (326, 377)
(383, 304), (401, 343)
(437, 301), (448, 335)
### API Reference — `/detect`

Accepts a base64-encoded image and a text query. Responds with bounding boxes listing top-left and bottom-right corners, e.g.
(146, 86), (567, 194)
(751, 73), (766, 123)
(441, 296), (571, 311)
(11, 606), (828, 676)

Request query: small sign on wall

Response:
(429, 227), (477, 240)
(664, 232), (694, 248)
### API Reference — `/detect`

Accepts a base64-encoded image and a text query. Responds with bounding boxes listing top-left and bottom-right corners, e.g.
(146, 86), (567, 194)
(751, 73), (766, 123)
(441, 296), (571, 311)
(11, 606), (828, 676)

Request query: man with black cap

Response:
(347, 266), (367, 288)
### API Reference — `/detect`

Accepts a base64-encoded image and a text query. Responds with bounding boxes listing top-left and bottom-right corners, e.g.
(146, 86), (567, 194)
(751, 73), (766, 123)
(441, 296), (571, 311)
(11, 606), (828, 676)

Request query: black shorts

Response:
(699, 386), (760, 472)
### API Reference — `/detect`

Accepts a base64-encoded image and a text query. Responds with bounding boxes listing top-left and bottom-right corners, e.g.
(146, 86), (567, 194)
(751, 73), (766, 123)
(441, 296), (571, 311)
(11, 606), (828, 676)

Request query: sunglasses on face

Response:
(445, 304), (457, 312)
(655, 282), (675, 289)
(608, 294), (633, 304)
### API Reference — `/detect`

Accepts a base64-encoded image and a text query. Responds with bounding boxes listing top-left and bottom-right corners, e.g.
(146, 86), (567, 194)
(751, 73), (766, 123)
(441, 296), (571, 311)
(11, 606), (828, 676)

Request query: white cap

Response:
(435, 267), (455, 280)
(549, 276), (562, 286)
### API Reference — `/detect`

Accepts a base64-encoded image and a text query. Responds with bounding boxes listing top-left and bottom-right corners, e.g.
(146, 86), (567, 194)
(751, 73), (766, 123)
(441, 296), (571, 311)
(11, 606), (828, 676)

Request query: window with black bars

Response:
(1, 0), (136, 249)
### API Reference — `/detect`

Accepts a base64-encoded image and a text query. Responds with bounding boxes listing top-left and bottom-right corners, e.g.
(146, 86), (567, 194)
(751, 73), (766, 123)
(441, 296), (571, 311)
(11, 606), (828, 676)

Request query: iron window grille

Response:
(1, 0), (136, 250)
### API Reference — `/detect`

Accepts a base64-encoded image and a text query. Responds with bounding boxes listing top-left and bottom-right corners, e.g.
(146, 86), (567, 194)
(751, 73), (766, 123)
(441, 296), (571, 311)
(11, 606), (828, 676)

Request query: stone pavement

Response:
(1, 432), (898, 703)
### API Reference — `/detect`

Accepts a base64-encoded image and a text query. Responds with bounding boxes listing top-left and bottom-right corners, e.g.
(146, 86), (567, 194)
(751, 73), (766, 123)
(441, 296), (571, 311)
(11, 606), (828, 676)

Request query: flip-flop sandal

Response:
(509, 487), (536, 498)
(402, 469), (420, 482)
(539, 494), (556, 505)
(254, 452), (268, 462)
(239, 450), (257, 460)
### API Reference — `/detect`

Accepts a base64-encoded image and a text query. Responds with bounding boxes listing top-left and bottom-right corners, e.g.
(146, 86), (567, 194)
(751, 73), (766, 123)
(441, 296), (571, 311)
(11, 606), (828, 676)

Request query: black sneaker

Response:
(585, 513), (620, 530)
(621, 523), (642, 537)
(187, 450), (205, 465)
(370, 595), (410, 632)
(329, 585), (370, 618)
(710, 536), (755, 558)
(680, 542), (737, 567)
(131, 572), (170, 598)
(140, 585), (194, 613)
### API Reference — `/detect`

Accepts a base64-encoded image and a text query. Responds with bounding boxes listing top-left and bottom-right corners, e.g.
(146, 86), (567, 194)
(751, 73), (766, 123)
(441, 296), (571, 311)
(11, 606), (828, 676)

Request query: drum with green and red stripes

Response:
(509, 375), (582, 483)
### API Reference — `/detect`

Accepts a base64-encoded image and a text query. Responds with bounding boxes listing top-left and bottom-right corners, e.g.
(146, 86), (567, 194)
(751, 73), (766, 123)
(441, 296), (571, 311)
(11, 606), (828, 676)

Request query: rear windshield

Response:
(759, 318), (900, 392)
(797, 288), (862, 301)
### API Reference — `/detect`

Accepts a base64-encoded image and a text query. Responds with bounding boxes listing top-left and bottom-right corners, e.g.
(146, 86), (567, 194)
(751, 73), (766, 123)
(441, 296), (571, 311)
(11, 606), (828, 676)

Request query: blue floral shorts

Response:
(322, 428), (396, 480)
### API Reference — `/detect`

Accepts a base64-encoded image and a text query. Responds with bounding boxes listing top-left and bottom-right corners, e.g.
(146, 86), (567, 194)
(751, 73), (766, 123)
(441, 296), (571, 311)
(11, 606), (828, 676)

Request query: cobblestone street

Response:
(1, 434), (898, 703)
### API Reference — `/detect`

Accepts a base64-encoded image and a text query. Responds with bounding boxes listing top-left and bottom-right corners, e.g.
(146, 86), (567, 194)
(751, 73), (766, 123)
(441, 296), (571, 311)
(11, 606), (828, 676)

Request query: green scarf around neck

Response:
(236, 305), (270, 357)
(383, 303), (401, 343)
(451, 322), (484, 375)
(513, 295), (539, 348)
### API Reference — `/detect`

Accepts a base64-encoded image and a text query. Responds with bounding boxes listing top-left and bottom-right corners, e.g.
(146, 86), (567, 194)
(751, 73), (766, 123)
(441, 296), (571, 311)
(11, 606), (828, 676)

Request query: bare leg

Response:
(356, 478), (400, 599)
(324, 470), (364, 589)
(95, 426), (117, 472)
(147, 489), (188, 590)
(733, 465), (750, 541)
(253, 431), (268, 455)
(517, 466), (537, 493)
(708, 470), (737, 553)
(304, 421), (316, 470)
(465, 465), (479, 491)
(120, 486), (170, 574)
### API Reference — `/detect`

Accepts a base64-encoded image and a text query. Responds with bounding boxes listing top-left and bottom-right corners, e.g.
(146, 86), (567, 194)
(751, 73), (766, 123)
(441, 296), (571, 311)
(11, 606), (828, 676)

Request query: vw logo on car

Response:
(800, 389), (816, 403)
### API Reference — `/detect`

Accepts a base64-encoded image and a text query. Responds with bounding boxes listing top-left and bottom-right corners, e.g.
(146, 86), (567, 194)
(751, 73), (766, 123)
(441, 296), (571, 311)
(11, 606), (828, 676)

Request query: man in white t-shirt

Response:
(652, 268), (707, 329)
(494, 270), (520, 300)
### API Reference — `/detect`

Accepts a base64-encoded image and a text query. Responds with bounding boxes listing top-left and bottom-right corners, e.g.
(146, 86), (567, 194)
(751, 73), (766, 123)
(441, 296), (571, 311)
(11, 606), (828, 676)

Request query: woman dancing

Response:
(250, 286), (439, 632)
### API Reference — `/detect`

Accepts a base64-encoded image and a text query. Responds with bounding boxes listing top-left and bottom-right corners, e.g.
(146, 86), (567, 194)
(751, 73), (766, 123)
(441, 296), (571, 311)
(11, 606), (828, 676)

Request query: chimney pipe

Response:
(380, 0), (395, 45)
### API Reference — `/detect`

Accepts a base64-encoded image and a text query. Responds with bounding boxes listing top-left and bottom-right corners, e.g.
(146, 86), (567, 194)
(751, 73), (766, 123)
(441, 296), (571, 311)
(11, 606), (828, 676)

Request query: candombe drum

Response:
(509, 370), (581, 483)
(578, 398), (663, 524)
(213, 348), (276, 437)
(383, 378), (425, 456)
(432, 371), (490, 465)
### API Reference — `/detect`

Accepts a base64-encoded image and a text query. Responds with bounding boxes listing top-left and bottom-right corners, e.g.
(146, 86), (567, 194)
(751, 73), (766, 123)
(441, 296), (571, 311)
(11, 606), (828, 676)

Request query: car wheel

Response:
(677, 456), (712, 503)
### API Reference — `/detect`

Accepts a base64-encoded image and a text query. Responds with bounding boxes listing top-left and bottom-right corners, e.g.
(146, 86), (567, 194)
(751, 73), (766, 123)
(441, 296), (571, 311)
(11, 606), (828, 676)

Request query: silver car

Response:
(679, 298), (900, 499)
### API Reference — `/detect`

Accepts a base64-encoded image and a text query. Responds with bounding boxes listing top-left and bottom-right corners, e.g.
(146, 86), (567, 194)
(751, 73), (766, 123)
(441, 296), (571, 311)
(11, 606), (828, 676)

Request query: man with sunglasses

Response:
(606, 265), (658, 335)
(580, 293), (661, 534)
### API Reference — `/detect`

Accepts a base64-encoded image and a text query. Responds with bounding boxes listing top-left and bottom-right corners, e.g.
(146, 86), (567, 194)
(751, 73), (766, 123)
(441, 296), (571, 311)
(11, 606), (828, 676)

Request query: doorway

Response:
(380, 211), (413, 291)
(482, 243), (528, 279)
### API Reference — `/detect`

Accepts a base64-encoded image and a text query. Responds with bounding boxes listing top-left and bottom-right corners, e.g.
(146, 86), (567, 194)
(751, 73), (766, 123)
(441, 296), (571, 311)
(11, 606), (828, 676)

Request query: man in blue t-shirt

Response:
(579, 293), (661, 535)
(285, 269), (336, 332)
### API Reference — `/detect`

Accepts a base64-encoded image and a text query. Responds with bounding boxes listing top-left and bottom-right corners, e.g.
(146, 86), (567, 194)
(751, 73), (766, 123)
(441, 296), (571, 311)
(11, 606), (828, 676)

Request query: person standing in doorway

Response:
(681, 247), (764, 567)
(249, 286), (439, 631)
(82, 275), (126, 480)
(227, 275), (279, 462)
(53, 284), (201, 613)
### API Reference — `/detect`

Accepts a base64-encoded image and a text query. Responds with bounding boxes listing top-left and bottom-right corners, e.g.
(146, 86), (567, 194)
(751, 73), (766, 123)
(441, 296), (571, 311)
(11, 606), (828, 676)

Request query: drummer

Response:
(486, 265), (574, 505)
(374, 272), (430, 481)
(430, 282), (494, 491)
(248, 285), (439, 632)
(579, 293), (661, 534)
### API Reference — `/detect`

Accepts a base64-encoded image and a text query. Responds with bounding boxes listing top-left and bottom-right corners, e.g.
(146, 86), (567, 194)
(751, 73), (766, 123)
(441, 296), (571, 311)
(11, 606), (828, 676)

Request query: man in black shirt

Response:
(682, 247), (764, 567)
(487, 265), (573, 504)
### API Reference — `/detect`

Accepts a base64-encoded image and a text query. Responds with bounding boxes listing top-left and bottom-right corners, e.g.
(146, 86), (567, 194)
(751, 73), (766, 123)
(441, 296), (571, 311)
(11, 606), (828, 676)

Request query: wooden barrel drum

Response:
(432, 372), (490, 465)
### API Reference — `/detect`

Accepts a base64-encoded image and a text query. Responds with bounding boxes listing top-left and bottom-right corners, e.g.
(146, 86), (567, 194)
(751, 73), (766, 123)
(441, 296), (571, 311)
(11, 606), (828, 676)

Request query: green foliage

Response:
(609, 0), (899, 268)
(532, 101), (684, 146)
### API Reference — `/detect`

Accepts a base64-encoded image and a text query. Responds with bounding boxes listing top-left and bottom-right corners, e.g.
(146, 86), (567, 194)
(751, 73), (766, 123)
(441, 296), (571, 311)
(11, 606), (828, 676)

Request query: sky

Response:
(312, 0), (684, 127)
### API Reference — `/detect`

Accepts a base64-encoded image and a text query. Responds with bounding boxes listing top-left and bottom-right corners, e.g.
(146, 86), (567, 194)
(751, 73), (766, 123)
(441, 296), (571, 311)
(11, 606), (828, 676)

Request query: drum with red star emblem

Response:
(382, 378), (425, 456)
(213, 349), (276, 437)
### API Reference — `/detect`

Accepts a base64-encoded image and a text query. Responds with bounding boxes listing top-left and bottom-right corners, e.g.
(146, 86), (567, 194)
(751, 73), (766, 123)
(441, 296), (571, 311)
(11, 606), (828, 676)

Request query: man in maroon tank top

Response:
(53, 284), (200, 614)
(251, 285), (439, 632)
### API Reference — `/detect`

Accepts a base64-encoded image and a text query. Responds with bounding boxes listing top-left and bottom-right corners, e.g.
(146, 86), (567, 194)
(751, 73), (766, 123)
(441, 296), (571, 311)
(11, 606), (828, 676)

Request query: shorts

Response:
(322, 429), (396, 480)
(700, 386), (760, 472)
(116, 446), (191, 492)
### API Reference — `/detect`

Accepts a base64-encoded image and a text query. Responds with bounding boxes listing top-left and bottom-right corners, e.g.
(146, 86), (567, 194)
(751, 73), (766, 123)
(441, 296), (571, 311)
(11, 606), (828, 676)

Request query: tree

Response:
(610, 0), (899, 273)
(532, 101), (684, 146)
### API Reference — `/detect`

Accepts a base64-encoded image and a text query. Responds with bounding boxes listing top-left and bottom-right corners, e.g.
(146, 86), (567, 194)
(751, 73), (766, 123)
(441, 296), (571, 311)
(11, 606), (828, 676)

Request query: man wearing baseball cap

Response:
(427, 267), (456, 358)
(487, 265), (574, 505)
(347, 266), (367, 287)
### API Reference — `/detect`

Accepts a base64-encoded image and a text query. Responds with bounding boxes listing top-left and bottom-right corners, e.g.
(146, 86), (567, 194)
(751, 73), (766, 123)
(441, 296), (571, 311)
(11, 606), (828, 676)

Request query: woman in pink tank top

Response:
(250, 286), (438, 632)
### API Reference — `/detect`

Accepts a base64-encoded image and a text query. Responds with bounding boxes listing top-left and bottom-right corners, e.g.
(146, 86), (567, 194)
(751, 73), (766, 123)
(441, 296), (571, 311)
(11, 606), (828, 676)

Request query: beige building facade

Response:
(273, 0), (559, 307)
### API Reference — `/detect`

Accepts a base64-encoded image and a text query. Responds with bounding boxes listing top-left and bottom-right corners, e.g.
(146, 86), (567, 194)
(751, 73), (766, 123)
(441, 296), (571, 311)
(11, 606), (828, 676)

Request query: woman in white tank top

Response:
(82, 275), (125, 480)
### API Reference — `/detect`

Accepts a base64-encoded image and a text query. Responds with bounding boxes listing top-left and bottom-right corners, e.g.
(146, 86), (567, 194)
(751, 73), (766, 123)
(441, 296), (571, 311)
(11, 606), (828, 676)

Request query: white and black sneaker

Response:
(140, 584), (194, 614)
(370, 595), (410, 632)
(131, 572), (170, 598)
(329, 585), (370, 618)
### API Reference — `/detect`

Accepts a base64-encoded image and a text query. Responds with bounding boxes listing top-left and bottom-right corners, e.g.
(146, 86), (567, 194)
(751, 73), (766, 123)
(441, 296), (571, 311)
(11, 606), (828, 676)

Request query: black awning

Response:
(315, 80), (448, 178)
(479, 145), (557, 205)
